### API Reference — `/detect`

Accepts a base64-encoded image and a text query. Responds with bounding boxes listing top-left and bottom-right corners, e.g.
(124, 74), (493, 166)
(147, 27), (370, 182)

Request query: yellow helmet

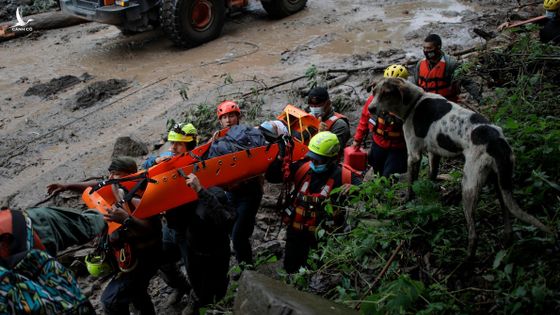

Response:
(544, 0), (560, 11)
(306, 131), (340, 160)
(168, 123), (197, 143)
(85, 252), (113, 277)
(384, 64), (409, 79)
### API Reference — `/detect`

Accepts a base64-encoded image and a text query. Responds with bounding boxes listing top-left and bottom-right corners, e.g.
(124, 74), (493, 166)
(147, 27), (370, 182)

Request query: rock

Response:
(24, 75), (81, 98)
(68, 79), (130, 110)
(234, 271), (358, 315)
(309, 272), (342, 295)
(112, 136), (148, 158)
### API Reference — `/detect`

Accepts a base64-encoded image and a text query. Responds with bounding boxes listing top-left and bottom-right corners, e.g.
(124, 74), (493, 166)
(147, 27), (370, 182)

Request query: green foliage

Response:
(238, 96), (264, 126)
(179, 85), (189, 101)
(305, 65), (319, 89)
(182, 102), (219, 141)
(483, 35), (560, 213)
(362, 275), (425, 315)
(276, 32), (559, 315)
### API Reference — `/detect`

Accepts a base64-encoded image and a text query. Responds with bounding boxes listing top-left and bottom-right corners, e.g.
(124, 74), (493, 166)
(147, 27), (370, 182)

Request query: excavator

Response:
(60, 0), (307, 47)
(84, 104), (321, 233)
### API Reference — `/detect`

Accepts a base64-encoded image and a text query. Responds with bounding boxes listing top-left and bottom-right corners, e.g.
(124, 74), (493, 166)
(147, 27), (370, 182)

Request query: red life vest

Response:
(372, 111), (405, 149)
(0, 209), (45, 259)
(288, 162), (352, 232)
(324, 112), (349, 131)
(416, 56), (458, 101)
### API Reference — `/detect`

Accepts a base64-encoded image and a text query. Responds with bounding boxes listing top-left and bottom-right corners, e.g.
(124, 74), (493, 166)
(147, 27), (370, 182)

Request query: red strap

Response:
(282, 141), (294, 181)
(293, 161), (311, 185)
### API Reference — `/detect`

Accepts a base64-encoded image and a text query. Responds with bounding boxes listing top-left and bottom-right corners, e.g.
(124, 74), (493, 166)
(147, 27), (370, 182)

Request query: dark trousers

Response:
(229, 190), (263, 264)
(368, 141), (407, 178)
(283, 227), (318, 273)
(186, 251), (230, 307)
(159, 224), (190, 292)
(101, 256), (159, 315)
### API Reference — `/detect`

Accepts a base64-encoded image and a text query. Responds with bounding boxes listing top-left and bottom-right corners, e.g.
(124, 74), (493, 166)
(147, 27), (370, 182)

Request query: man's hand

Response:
(47, 183), (67, 196)
(186, 173), (203, 193)
(497, 22), (510, 32)
(155, 156), (172, 164)
(104, 204), (130, 224)
(351, 140), (361, 149)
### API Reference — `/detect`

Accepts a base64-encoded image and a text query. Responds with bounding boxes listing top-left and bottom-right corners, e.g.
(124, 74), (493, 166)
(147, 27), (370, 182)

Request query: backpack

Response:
(207, 124), (267, 158)
(0, 209), (95, 315)
(0, 249), (95, 314)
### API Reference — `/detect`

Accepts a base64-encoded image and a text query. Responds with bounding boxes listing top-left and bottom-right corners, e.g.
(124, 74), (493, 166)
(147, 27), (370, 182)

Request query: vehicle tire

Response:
(261, 0), (307, 19)
(160, 0), (226, 48)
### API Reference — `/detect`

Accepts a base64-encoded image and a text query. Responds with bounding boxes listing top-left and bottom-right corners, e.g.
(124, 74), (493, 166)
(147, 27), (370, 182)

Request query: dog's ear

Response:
(397, 79), (419, 106)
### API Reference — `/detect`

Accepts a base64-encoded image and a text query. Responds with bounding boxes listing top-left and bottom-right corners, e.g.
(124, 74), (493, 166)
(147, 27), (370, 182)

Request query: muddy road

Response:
(0, 0), (508, 209)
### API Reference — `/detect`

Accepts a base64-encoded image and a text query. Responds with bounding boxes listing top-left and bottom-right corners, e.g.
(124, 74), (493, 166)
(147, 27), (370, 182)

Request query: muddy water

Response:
(0, 0), (479, 207)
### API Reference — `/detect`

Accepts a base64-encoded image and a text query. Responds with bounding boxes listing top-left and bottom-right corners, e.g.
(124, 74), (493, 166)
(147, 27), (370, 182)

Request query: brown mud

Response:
(0, 0), (538, 313)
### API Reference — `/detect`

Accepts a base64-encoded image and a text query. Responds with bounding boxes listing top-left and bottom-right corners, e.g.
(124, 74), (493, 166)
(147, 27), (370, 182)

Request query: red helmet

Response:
(216, 100), (241, 118)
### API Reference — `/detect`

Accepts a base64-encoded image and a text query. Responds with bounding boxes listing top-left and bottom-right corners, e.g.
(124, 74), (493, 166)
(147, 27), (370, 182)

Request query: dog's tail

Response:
(499, 189), (553, 234)
(491, 137), (553, 234)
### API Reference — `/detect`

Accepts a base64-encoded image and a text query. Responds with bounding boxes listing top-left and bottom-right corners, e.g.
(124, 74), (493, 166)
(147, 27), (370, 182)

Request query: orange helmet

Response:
(216, 100), (241, 118)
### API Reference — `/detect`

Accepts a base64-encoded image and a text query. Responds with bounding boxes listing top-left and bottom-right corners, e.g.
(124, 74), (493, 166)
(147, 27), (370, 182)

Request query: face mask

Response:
(545, 11), (557, 19)
(309, 106), (324, 118)
(310, 161), (328, 173)
(423, 50), (438, 60)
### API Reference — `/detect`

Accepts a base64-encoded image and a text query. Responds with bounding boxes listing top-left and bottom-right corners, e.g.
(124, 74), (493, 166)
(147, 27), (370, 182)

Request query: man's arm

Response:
(353, 96), (374, 147)
(331, 119), (351, 148)
(47, 181), (99, 195)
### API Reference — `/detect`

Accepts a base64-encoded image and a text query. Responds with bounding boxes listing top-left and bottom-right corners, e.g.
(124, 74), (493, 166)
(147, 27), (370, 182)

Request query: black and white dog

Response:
(369, 77), (553, 256)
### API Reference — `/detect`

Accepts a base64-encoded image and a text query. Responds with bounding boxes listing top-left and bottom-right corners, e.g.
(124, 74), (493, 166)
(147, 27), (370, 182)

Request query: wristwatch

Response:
(122, 216), (133, 228)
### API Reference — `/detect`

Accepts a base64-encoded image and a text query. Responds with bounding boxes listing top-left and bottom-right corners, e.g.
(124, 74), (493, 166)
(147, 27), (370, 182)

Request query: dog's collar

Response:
(402, 94), (423, 121)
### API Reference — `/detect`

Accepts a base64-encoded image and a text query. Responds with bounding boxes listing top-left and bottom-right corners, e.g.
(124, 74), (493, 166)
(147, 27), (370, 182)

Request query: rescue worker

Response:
(214, 100), (263, 265)
(99, 190), (162, 315)
(307, 87), (351, 150)
(142, 123), (198, 169)
(541, 0), (560, 44)
(48, 157), (188, 311)
(48, 157), (159, 315)
(179, 174), (235, 315)
(141, 124), (199, 305)
(266, 131), (362, 273)
(351, 65), (409, 177)
(413, 34), (481, 103)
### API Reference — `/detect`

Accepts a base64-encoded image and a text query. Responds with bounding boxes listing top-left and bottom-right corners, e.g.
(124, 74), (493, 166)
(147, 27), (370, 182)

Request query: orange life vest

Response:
(416, 56), (457, 101)
(287, 162), (352, 232)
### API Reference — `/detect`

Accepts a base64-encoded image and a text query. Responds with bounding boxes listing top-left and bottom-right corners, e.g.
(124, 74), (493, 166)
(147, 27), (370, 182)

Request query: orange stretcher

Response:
(83, 105), (313, 233)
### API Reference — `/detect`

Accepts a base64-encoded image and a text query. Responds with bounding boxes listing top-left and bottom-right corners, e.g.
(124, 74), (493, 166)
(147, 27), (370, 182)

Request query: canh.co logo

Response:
(10, 7), (34, 32)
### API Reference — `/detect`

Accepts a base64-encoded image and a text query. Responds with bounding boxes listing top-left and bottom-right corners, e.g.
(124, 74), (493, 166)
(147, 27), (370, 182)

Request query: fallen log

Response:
(0, 10), (88, 41)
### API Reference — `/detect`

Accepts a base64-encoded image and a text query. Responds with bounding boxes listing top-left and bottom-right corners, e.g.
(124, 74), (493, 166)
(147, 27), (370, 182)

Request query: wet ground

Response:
(0, 0), (527, 313)
(0, 0), (499, 208)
